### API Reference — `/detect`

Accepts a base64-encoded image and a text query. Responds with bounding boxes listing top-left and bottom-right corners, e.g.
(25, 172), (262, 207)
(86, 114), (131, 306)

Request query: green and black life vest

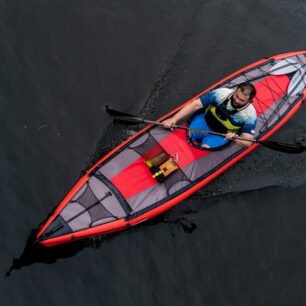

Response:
(205, 98), (249, 133)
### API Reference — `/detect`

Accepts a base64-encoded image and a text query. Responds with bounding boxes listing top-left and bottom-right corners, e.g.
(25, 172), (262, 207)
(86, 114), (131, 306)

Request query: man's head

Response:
(231, 82), (256, 108)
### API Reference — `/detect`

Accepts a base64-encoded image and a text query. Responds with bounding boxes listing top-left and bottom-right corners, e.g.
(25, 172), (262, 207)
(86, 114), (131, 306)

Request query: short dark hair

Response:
(238, 82), (256, 100)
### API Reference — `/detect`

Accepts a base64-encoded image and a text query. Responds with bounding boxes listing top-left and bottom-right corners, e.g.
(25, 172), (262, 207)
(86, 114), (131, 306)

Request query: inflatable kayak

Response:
(37, 50), (306, 247)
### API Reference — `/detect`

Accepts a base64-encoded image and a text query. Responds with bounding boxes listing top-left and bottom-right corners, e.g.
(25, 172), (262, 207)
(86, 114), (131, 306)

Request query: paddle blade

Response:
(105, 106), (144, 125)
(258, 140), (306, 154)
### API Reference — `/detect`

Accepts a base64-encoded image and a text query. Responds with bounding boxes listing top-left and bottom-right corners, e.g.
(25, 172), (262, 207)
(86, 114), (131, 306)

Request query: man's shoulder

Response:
(247, 104), (257, 118)
(212, 87), (235, 103)
(239, 104), (257, 124)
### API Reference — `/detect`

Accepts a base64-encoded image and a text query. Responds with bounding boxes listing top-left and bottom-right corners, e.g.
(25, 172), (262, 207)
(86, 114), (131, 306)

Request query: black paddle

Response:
(105, 106), (306, 154)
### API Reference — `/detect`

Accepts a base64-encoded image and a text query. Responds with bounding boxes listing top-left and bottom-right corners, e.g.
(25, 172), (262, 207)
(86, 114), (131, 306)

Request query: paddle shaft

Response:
(141, 118), (257, 143)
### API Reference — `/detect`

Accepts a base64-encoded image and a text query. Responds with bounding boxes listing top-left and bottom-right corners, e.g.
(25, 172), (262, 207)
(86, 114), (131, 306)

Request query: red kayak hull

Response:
(37, 50), (306, 247)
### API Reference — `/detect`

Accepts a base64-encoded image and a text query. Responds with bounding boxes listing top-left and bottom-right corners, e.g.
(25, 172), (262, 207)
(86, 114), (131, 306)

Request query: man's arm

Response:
(226, 107), (257, 148)
(163, 90), (219, 128)
(162, 98), (203, 128)
(226, 132), (255, 148)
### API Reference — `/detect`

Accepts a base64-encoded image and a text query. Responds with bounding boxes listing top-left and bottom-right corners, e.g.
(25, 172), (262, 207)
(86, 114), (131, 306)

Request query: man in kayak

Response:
(162, 82), (257, 149)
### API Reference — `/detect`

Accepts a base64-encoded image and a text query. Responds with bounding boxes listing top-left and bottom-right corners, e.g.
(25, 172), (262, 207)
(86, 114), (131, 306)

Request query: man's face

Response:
(231, 88), (250, 108)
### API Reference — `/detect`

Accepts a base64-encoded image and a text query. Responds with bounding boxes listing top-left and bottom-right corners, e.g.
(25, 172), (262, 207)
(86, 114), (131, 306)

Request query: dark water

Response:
(1, 0), (306, 305)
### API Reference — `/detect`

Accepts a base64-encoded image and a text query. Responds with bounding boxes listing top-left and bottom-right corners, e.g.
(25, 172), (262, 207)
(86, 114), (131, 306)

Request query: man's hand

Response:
(225, 132), (237, 140)
(226, 132), (255, 148)
(162, 117), (177, 129)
